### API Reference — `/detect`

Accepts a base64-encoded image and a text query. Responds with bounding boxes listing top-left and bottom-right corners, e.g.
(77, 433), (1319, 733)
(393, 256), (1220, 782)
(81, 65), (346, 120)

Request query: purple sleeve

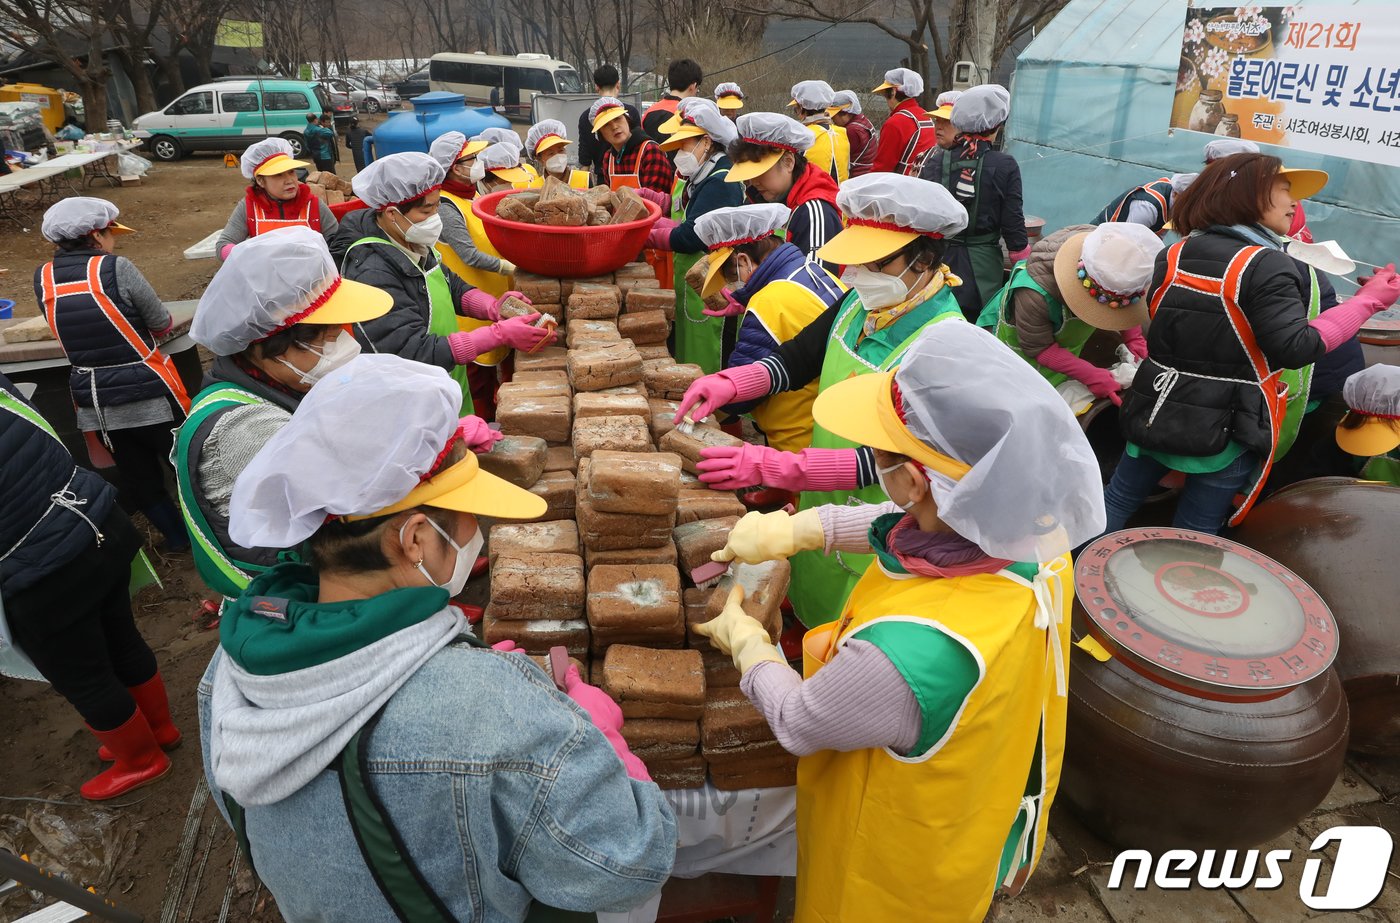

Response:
(816, 501), (901, 554)
(739, 639), (921, 755)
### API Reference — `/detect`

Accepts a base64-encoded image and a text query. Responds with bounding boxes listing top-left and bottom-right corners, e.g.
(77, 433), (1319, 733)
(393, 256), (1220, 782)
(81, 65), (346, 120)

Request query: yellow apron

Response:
(515, 163), (542, 189)
(796, 555), (1071, 923)
(743, 277), (835, 452)
(805, 124), (850, 184)
(434, 191), (510, 368)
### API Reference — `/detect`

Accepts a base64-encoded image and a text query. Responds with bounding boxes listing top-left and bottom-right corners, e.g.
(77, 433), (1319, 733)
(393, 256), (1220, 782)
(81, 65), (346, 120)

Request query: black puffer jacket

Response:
(0, 373), (117, 596)
(1121, 229), (1327, 459)
(337, 208), (473, 371)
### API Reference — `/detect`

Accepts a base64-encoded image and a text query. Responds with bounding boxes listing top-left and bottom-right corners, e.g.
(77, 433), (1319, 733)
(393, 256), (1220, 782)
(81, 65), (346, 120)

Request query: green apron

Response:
(786, 288), (963, 628)
(981, 263), (1096, 387)
(346, 237), (473, 415)
(941, 151), (1005, 312)
(1362, 452), (1400, 486)
(1273, 266), (1320, 460)
(671, 171), (729, 374)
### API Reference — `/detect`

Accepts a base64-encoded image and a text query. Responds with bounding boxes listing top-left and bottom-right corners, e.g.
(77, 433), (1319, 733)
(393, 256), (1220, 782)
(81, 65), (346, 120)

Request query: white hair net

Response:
(835, 173), (968, 238)
(831, 90), (862, 115)
(239, 137), (298, 180)
(41, 196), (121, 242)
(471, 126), (523, 151)
(935, 90), (962, 108)
(352, 152), (445, 210)
(891, 321), (1105, 560)
(590, 96), (625, 124)
(193, 226), (340, 355)
(429, 131), (469, 170)
(479, 142), (523, 172)
(734, 112), (813, 153)
(950, 84), (1010, 133)
(714, 82), (744, 100)
(1081, 223), (1164, 298)
(694, 204), (791, 250)
(791, 80), (835, 110)
(1344, 365), (1400, 417)
(1203, 138), (1259, 162)
(674, 98), (737, 147)
(880, 68), (923, 97)
(229, 353), (461, 549)
(526, 119), (569, 155)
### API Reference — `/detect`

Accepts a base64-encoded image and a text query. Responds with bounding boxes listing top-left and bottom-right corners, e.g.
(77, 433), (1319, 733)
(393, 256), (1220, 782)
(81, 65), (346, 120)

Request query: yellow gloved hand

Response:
(713, 508), (825, 565)
(693, 586), (786, 675)
(499, 258), (517, 276)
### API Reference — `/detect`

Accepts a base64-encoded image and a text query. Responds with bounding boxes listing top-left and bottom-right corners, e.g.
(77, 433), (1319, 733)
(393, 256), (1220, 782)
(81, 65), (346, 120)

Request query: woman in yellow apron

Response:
(1337, 365), (1400, 486)
(696, 320), (1106, 923)
(673, 173), (969, 627)
(526, 119), (590, 189)
(429, 130), (519, 298)
(787, 80), (849, 184)
(339, 152), (555, 414)
(646, 98), (744, 373)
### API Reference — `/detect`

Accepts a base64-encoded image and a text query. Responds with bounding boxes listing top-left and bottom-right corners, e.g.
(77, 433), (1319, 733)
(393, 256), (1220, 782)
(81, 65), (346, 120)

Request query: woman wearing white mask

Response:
(338, 152), (556, 414)
(645, 98), (744, 373)
(526, 119), (589, 188)
(428, 131), (519, 296)
(673, 174), (968, 627)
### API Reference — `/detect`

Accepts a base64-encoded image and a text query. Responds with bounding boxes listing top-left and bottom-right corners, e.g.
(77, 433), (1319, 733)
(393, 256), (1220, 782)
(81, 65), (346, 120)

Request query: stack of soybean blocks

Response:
(480, 263), (796, 791)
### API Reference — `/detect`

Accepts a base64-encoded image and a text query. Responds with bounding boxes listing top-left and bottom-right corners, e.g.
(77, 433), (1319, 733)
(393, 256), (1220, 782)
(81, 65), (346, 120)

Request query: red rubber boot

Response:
(82, 711), (172, 801)
(99, 673), (181, 761)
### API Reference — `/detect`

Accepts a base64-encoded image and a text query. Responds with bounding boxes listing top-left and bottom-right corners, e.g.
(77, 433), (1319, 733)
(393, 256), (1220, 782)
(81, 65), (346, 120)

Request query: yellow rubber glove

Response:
(713, 508), (825, 565)
(693, 586), (786, 675)
(498, 258), (517, 275)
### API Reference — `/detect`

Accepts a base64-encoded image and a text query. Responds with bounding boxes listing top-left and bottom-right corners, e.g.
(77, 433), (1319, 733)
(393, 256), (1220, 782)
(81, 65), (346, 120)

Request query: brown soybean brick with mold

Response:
(701, 649), (742, 688)
(701, 685), (776, 751)
(543, 446), (576, 473)
(617, 310), (669, 346)
(587, 565), (683, 646)
(659, 426), (745, 474)
(567, 341), (643, 391)
(616, 278), (662, 304)
(489, 553), (584, 621)
(643, 362), (703, 401)
(572, 414), (653, 460)
(497, 294), (536, 320)
(625, 287), (676, 317)
(621, 719), (700, 762)
(648, 754), (707, 789)
(496, 378), (570, 401)
(585, 543), (679, 571)
(525, 470), (576, 522)
(496, 393), (571, 444)
(565, 318), (620, 349)
(558, 273), (614, 304)
(586, 451), (681, 516)
(513, 346), (569, 374)
(704, 737), (787, 768)
(576, 493), (675, 550)
(710, 756), (797, 791)
(673, 516), (742, 578)
(676, 489), (747, 525)
(573, 390), (651, 422)
(488, 520), (579, 568)
(594, 382), (648, 399)
(566, 282), (622, 320)
(703, 560), (790, 642)
(635, 344), (671, 362)
(483, 610), (589, 658)
(475, 435), (547, 488)
(601, 645), (705, 719)
(514, 272), (561, 305)
(513, 369), (570, 387)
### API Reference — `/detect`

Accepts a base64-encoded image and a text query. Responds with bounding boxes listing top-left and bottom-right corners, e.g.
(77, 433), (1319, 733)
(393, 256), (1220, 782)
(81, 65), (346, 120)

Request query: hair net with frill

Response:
(673, 97), (738, 147)
(228, 353), (461, 549)
(834, 173), (968, 238)
(526, 119), (569, 155)
(1203, 138), (1259, 162)
(428, 131), (469, 170)
(830, 90), (862, 115)
(734, 112), (813, 153)
(714, 82), (744, 102)
(41, 196), (123, 242)
(889, 321), (1105, 561)
(878, 68), (924, 97)
(950, 84), (1010, 133)
(351, 152), (445, 211)
(791, 79), (835, 110)
(470, 127), (523, 151)
(935, 90), (962, 108)
(1344, 365), (1400, 418)
(694, 204), (792, 250)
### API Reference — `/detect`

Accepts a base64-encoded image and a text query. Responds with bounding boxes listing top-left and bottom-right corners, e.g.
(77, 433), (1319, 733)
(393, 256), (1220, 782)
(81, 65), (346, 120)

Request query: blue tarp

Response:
(1006, 0), (1399, 289)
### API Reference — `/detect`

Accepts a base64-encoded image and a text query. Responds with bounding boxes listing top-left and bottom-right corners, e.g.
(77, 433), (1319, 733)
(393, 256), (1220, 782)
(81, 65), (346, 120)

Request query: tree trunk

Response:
(127, 52), (159, 116)
(153, 48), (186, 100)
(953, 0), (997, 85)
(83, 78), (110, 131)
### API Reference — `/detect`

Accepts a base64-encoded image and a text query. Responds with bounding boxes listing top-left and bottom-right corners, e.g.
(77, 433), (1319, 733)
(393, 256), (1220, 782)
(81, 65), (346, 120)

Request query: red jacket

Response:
(871, 99), (936, 176)
(845, 114), (877, 176)
(787, 161), (839, 211)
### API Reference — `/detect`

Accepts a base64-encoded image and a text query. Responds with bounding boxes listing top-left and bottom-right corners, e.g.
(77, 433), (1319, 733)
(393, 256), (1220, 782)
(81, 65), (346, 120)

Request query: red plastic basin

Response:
(471, 189), (660, 279)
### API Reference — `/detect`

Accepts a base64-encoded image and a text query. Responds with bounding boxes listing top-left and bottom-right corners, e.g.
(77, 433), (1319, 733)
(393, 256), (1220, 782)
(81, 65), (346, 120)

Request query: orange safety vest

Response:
(244, 184), (323, 238)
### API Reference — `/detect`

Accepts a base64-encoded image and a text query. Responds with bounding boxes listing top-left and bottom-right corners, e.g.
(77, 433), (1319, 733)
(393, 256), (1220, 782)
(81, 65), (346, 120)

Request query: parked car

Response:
(344, 76), (400, 112)
(132, 78), (333, 161)
(322, 82), (356, 127)
(394, 67), (431, 101)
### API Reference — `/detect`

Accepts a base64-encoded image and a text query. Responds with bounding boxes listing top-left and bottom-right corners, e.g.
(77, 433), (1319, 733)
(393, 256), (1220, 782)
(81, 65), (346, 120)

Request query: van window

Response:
(515, 68), (556, 93)
(220, 92), (259, 113)
(554, 69), (584, 93)
(168, 91), (213, 115)
(432, 59), (504, 88)
(313, 85), (333, 111)
(266, 92), (310, 111)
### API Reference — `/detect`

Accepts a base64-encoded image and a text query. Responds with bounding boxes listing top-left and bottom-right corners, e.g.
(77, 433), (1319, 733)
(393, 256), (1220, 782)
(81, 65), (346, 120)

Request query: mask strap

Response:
(399, 517), (461, 589)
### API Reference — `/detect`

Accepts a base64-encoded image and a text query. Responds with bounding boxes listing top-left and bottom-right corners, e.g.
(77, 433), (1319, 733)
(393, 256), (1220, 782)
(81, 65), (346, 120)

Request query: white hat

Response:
(693, 204), (792, 297)
(1338, 366), (1400, 456)
(790, 79), (835, 111)
(812, 320), (1106, 561)
(1052, 222), (1163, 331)
(229, 353), (545, 549)
(828, 90), (862, 116)
(471, 127), (522, 151)
(660, 97), (738, 150)
(714, 82), (745, 110)
(874, 68), (923, 98)
(935, 90), (962, 108)
(429, 131), (471, 170)
(1203, 138), (1260, 162)
(41, 196), (131, 242)
(192, 226), (392, 356)
(726, 112), (814, 183)
(950, 84), (1010, 133)
(526, 119), (570, 156)
(476, 142), (530, 183)
(352, 152), (446, 211)
(819, 174), (968, 264)
(590, 96), (628, 133)
(239, 137), (311, 180)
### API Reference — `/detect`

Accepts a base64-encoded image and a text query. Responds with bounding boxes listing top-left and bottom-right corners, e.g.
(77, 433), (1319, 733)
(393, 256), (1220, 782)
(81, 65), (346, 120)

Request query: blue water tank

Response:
(370, 92), (511, 160)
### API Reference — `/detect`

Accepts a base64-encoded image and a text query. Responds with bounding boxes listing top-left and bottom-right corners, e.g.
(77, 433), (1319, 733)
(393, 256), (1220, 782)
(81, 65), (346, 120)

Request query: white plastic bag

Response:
(0, 592), (48, 683)
(116, 152), (150, 176)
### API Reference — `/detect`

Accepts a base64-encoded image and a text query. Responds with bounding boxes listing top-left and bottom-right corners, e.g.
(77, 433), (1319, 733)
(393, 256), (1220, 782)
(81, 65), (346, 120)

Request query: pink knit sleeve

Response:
(816, 501), (901, 554)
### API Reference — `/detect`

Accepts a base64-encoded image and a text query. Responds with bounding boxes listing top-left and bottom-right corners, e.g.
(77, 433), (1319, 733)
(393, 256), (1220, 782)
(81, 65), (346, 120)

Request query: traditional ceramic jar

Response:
(1214, 113), (1242, 137)
(1189, 90), (1225, 133)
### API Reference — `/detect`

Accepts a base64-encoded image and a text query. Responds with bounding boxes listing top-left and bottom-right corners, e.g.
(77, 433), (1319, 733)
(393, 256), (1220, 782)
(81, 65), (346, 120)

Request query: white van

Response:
(428, 53), (584, 121)
(132, 78), (334, 161)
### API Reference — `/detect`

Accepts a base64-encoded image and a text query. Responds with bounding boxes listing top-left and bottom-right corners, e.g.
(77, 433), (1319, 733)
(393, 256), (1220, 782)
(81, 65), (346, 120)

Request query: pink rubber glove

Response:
(674, 363), (772, 424)
(459, 414), (503, 453)
(695, 444), (861, 491)
(1038, 343), (1122, 406)
(448, 314), (556, 363)
(150, 319), (175, 338)
(1120, 326), (1148, 361)
(1007, 245), (1032, 263)
(218, 243), (235, 261)
(645, 217), (679, 250)
(636, 187), (671, 210)
(491, 640), (520, 652)
(702, 288), (745, 318)
(1311, 265), (1400, 350)
(460, 288), (501, 321)
(564, 665), (651, 782)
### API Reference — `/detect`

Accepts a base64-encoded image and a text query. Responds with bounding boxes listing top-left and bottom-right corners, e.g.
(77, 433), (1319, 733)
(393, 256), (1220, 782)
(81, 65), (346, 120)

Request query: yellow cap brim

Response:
(490, 166), (531, 184)
(702, 247), (733, 299)
(351, 453), (547, 522)
(930, 105), (953, 120)
(817, 225), (918, 266)
(660, 124), (706, 150)
(302, 276), (393, 326)
(812, 371), (971, 481)
(1281, 167), (1328, 201)
(786, 99), (799, 108)
(254, 154), (313, 177)
(534, 137), (568, 156)
(1337, 417), (1400, 457)
(826, 104), (849, 117)
(659, 112), (684, 134)
(717, 97), (743, 110)
(592, 109), (626, 133)
(109, 222), (135, 235)
(725, 150), (783, 183)
(872, 81), (895, 93)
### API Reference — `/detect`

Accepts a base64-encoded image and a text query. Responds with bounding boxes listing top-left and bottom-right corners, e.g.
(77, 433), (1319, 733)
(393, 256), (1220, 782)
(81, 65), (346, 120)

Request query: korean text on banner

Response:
(1170, 3), (1400, 168)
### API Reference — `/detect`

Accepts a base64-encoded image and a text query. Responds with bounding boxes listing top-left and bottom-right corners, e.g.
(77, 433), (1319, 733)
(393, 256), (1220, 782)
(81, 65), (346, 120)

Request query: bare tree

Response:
(0, 0), (117, 129)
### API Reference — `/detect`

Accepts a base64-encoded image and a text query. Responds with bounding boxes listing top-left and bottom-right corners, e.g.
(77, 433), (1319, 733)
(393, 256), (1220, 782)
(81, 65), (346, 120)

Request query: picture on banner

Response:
(1170, 3), (1399, 168)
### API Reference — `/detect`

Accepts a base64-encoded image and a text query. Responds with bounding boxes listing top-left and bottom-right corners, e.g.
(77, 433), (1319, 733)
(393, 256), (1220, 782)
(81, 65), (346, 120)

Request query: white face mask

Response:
(544, 153), (569, 175)
(275, 329), (361, 387)
(402, 211), (443, 248)
(876, 461), (918, 512)
(674, 140), (710, 178)
(468, 160), (487, 184)
(402, 516), (482, 596)
(842, 264), (911, 311)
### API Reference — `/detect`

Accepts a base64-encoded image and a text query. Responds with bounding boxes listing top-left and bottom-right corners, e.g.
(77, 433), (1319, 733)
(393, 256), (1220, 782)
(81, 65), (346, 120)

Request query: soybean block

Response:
(703, 737), (787, 768)
(601, 645), (705, 719)
(488, 520), (579, 568)
(673, 516), (742, 577)
(643, 361), (704, 400)
(617, 310), (670, 346)
(576, 492), (675, 550)
(514, 369), (570, 387)
(496, 392), (571, 444)
(483, 611), (589, 658)
(567, 341), (644, 392)
(513, 346), (569, 374)
(565, 318), (620, 349)
(636, 344), (672, 362)
(526, 471), (576, 522)
(573, 390), (651, 422)
(497, 294), (535, 320)
(676, 489), (748, 524)
(659, 426), (745, 474)
(709, 756), (797, 791)
(621, 719), (700, 761)
(701, 686), (775, 751)
(585, 543), (679, 571)
(586, 450), (681, 516)
(544, 446), (577, 473)
(476, 435), (547, 488)
(702, 648), (742, 689)
(566, 282), (622, 320)
(649, 754), (708, 790)
(703, 560), (790, 642)
(572, 414), (653, 460)
(489, 553), (584, 621)
(587, 564), (683, 649)
(626, 287), (677, 317)
(512, 272), (561, 306)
